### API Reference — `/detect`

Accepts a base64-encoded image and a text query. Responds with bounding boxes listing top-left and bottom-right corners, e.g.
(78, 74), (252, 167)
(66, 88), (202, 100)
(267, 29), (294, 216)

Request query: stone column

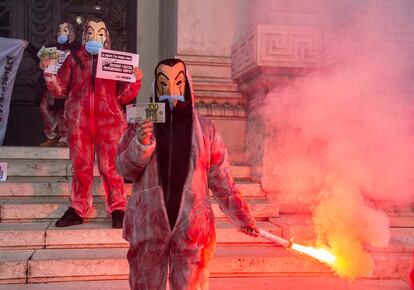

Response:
(232, 24), (322, 208)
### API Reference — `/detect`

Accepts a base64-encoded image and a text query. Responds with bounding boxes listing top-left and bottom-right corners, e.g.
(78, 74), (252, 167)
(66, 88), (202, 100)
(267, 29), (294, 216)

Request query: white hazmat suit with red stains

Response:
(42, 19), (142, 227)
(39, 22), (79, 147)
(116, 59), (257, 290)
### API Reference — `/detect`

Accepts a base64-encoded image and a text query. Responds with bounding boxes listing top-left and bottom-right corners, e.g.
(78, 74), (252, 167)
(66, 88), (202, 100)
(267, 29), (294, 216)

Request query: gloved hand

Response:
(39, 57), (51, 71)
(43, 73), (60, 94)
(133, 67), (143, 81)
(240, 224), (259, 237)
(136, 120), (154, 145)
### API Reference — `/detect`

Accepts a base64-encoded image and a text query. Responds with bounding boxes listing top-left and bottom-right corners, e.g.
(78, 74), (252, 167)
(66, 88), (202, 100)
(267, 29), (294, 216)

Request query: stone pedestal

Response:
(232, 24), (322, 208)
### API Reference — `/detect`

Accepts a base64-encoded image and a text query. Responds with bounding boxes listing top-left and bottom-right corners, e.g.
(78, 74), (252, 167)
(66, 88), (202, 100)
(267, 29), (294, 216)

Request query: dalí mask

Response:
(57, 22), (76, 44)
(156, 62), (186, 110)
(82, 19), (111, 55)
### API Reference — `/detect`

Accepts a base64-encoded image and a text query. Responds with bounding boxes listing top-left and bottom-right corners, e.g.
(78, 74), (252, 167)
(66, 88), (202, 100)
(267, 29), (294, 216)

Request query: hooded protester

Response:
(116, 58), (258, 290)
(40, 18), (143, 228)
(39, 22), (80, 147)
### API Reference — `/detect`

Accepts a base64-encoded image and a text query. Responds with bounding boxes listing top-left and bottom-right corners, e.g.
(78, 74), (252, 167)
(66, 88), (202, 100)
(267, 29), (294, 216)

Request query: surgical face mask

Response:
(57, 35), (68, 44)
(159, 95), (185, 111)
(85, 40), (103, 55)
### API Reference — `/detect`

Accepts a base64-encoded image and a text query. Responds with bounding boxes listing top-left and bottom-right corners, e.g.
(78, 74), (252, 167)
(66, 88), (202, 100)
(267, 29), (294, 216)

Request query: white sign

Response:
(0, 162), (7, 181)
(96, 49), (139, 83)
(126, 103), (165, 123)
(0, 37), (27, 145)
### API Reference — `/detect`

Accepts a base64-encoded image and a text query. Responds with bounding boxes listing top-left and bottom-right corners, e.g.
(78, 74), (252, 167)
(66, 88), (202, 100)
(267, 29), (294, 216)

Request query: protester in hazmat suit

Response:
(40, 18), (143, 228)
(116, 58), (258, 290)
(39, 22), (80, 147)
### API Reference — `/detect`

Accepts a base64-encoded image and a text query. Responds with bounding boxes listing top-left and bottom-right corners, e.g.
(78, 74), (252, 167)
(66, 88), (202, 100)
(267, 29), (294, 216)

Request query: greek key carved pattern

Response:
(231, 25), (322, 80)
(261, 29), (321, 66)
(231, 32), (256, 80)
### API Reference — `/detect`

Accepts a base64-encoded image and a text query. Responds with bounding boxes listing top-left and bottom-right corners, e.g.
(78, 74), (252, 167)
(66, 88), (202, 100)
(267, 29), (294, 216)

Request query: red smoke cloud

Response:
(258, 0), (414, 278)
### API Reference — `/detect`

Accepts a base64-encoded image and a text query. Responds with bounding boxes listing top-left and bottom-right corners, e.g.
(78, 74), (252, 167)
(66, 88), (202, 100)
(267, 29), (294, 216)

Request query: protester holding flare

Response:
(40, 18), (143, 228)
(116, 58), (258, 290)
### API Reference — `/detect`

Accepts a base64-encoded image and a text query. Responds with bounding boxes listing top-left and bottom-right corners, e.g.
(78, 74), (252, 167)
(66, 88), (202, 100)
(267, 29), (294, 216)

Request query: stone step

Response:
(0, 247), (332, 284)
(1, 245), (410, 285)
(0, 277), (408, 290)
(0, 221), (281, 250)
(0, 146), (69, 160)
(2, 160), (252, 180)
(0, 198), (278, 222)
(0, 180), (265, 199)
(269, 215), (414, 244)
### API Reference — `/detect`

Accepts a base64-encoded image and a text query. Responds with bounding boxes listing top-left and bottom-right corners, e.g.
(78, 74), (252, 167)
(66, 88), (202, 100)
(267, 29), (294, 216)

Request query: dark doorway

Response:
(1, 0), (137, 146)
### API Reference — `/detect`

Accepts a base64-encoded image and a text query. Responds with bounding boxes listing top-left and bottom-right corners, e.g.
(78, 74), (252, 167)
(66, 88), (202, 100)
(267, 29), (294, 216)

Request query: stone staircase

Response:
(0, 146), (411, 289)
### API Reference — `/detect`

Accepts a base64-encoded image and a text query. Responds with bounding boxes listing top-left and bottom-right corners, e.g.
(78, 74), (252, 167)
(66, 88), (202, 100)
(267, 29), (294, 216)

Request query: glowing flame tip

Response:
(291, 243), (336, 265)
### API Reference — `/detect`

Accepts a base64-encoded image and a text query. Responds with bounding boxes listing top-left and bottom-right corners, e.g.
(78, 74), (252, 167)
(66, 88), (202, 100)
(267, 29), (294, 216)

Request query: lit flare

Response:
(291, 243), (336, 265)
(258, 229), (336, 265)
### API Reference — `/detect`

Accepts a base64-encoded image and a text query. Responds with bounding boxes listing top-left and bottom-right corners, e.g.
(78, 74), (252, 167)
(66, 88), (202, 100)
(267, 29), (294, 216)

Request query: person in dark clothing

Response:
(154, 59), (193, 229)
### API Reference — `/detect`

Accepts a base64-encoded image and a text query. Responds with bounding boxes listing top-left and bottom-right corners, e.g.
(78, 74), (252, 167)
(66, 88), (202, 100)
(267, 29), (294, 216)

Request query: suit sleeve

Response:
(43, 54), (72, 97)
(117, 79), (142, 105)
(208, 122), (256, 228)
(116, 124), (156, 181)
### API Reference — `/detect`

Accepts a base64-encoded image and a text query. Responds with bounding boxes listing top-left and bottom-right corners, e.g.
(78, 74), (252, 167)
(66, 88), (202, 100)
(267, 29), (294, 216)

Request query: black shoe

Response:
(112, 210), (125, 228)
(55, 207), (83, 227)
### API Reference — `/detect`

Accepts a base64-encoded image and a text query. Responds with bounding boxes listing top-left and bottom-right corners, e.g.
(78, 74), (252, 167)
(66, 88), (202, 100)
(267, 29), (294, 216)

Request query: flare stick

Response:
(258, 229), (292, 248)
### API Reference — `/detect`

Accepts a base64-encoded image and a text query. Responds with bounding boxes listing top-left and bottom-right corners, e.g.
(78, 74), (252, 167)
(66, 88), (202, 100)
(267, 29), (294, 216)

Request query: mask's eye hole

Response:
(176, 80), (183, 86)
(160, 81), (167, 87)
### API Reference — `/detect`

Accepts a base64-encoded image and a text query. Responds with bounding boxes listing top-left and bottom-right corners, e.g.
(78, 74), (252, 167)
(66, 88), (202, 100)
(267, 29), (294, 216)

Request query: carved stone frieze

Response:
(195, 101), (246, 118)
(232, 24), (322, 81)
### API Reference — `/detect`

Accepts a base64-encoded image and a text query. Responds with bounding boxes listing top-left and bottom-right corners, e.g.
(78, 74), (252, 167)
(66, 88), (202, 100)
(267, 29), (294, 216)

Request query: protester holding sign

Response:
(40, 18), (143, 228)
(38, 22), (80, 147)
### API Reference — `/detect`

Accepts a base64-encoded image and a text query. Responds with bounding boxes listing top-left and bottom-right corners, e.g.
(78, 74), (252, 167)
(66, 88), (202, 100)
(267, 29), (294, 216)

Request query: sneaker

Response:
(39, 137), (59, 147)
(112, 210), (125, 228)
(55, 207), (83, 227)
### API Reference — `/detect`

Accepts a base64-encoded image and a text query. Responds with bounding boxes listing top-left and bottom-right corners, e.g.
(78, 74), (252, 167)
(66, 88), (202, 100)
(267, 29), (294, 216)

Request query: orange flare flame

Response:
(291, 243), (336, 265)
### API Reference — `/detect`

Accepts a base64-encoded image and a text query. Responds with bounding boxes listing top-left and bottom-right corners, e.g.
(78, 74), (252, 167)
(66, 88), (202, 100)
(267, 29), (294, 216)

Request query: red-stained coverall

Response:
(40, 45), (76, 144)
(116, 73), (255, 290)
(39, 88), (67, 142)
(46, 46), (141, 217)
